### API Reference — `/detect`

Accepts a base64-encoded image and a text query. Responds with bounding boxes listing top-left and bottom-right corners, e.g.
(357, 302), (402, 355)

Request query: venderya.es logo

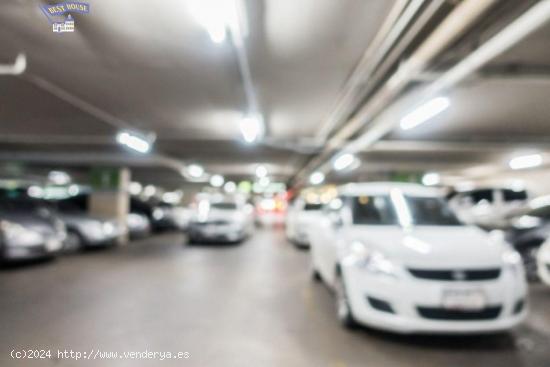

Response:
(40, 1), (90, 33)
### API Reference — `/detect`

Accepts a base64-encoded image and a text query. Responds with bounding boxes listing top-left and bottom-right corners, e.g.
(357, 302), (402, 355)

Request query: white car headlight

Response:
(502, 248), (524, 276)
(102, 222), (115, 235)
(344, 241), (398, 278)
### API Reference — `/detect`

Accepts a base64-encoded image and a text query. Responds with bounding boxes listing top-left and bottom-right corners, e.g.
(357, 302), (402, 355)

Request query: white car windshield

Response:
(351, 195), (460, 226)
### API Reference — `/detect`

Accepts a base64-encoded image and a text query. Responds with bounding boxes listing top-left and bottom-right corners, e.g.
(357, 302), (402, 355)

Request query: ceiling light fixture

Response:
(210, 174), (225, 188)
(309, 171), (325, 185)
(400, 96), (450, 130)
(188, 0), (229, 43)
(509, 153), (543, 170)
(187, 164), (205, 178)
(422, 172), (440, 186)
(333, 153), (356, 171)
(224, 181), (237, 193)
(116, 131), (151, 154)
(255, 165), (267, 178)
(48, 170), (71, 185)
(240, 115), (264, 143)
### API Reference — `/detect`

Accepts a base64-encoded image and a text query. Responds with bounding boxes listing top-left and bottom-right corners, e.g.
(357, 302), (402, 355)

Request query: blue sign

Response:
(40, 1), (90, 33)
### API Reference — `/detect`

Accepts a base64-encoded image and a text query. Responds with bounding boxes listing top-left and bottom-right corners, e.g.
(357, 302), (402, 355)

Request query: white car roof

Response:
(338, 182), (446, 197)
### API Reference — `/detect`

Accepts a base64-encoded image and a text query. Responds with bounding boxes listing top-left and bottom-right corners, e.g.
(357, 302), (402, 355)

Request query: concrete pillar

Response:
(88, 167), (130, 245)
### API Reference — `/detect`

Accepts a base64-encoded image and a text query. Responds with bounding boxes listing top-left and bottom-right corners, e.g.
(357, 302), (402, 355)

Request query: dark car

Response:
(505, 200), (550, 281)
(0, 192), (66, 262)
(131, 198), (184, 232)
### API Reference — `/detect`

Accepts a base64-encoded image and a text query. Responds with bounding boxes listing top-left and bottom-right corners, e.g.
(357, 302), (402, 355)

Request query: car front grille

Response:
(417, 306), (502, 321)
(408, 268), (501, 281)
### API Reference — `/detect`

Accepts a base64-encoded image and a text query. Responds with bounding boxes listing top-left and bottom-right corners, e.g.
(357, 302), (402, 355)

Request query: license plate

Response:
(442, 289), (486, 311)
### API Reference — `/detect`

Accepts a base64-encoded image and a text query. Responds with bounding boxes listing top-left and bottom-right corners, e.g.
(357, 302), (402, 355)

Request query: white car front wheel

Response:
(334, 271), (357, 328)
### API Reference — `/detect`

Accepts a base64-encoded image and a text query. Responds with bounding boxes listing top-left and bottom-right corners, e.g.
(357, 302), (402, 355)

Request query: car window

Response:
(469, 189), (494, 203)
(502, 189), (527, 202)
(211, 203), (237, 210)
(405, 196), (461, 226)
(304, 203), (322, 211)
(351, 195), (398, 225)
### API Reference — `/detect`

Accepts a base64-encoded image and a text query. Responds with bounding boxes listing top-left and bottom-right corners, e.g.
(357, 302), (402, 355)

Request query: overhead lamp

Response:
(68, 184), (80, 196)
(143, 185), (156, 197)
(27, 185), (44, 199)
(333, 153), (356, 171)
(188, 0), (243, 44)
(116, 131), (151, 154)
(422, 172), (440, 186)
(48, 170), (71, 185)
(240, 115), (264, 143)
(224, 181), (237, 193)
(509, 153), (542, 170)
(129, 181), (143, 195)
(210, 174), (225, 188)
(255, 164), (267, 178)
(309, 171), (325, 185)
(400, 97), (450, 130)
(187, 164), (205, 178)
(188, 0), (228, 43)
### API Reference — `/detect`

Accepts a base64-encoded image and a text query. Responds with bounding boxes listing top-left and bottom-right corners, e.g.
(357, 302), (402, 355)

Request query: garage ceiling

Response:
(0, 1), (549, 190)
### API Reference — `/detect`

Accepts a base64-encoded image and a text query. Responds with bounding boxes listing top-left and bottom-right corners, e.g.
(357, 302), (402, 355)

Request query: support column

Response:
(88, 167), (130, 245)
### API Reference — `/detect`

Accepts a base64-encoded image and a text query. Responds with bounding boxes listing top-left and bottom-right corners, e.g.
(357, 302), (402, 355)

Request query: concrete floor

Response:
(1, 229), (550, 367)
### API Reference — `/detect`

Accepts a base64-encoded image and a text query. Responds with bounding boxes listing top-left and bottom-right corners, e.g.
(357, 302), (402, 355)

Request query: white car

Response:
(188, 200), (253, 243)
(537, 240), (550, 286)
(286, 199), (323, 247)
(308, 182), (527, 334)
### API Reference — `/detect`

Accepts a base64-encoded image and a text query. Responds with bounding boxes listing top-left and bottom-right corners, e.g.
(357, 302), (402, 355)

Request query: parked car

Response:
(126, 212), (151, 239)
(0, 194), (66, 262)
(131, 198), (186, 232)
(54, 199), (125, 251)
(308, 182), (527, 334)
(285, 199), (323, 248)
(537, 240), (550, 287)
(505, 196), (550, 281)
(188, 199), (253, 243)
(448, 187), (529, 230)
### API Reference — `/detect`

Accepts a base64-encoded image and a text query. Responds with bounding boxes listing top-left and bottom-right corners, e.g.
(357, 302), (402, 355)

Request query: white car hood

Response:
(346, 225), (506, 269)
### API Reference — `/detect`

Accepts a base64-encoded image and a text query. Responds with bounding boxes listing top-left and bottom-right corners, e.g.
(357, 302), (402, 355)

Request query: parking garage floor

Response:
(1, 230), (550, 367)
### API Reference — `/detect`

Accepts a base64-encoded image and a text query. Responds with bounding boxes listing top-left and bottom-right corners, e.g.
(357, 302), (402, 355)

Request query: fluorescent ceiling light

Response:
(129, 181), (142, 195)
(422, 172), (440, 186)
(509, 153), (542, 170)
(333, 153), (356, 171)
(143, 185), (156, 197)
(259, 176), (270, 187)
(309, 171), (325, 185)
(116, 131), (151, 154)
(224, 181), (236, 193)
(187, 164), (205, 178)
(48, 170), (71, 185)
(27, 185), (44, 198)
(255, 165), (267, 178)
(210, 174), (225, 187)
(68, 184), (80, 196)
(240, 115), (263, 143)
(188, 0), (228, 43)
(400, 97), (450, 130)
